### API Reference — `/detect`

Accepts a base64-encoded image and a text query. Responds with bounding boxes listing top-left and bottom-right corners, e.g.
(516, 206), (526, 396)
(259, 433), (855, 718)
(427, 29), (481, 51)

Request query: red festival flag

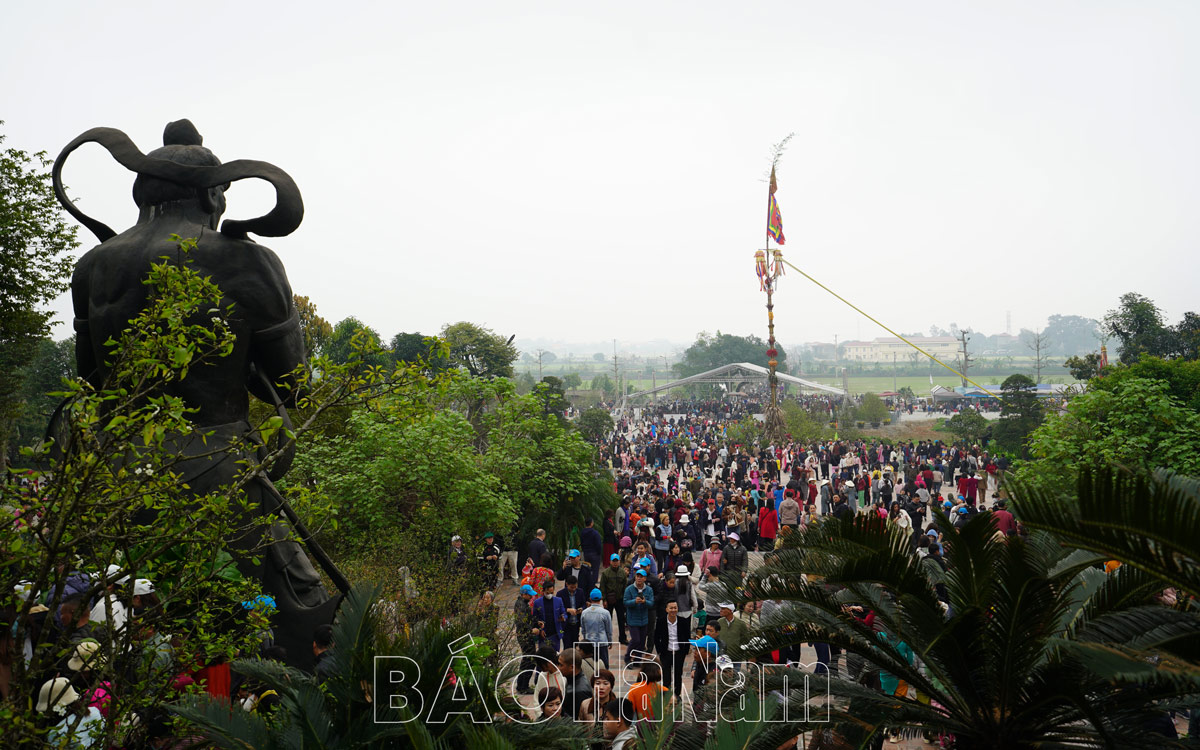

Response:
(768, 166), (785, 245)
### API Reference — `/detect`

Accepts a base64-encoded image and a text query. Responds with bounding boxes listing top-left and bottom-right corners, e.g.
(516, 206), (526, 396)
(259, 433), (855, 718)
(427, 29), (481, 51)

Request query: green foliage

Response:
(1101, 291), (1200, 364)
(1022, 375), (1200, 497)
(1176, 311), (1200, 361)
(590, 372), (615, 397)
(725, 415), (762, 448)
(855, 392), (889, 425)
(674, 331), (787, 380)
(727, 511), (1199, 747)
(291, 374), (616, 564)
(293, 294), (332, 359)
(897, 386), (916, 401)
(577, 407), (613, 443)
(1092, 356), (1200, 413)
(1011, 468), (1200, 695)
(293, 395), (513, 551)
(480, 382), (616, 551)
(535, 376), (568, 417)
(7, 335), (73, 465)
(781, 400), (828, 442)
(0, 127), (80, 466)
(992, 374), (1043, 458)
(945, 408), (989, 444)
(1044, 314), (1101, 357)
(172, 583), (594, 749)
(325, 316), (387, 367)
(1064, 352), (1102, 381)
(2, 242), (269, 747)
(389, 331), (450, 373)
(561, 372), (582, 389)
(514, 370), (536, 395)
(441, 321), (517, 379)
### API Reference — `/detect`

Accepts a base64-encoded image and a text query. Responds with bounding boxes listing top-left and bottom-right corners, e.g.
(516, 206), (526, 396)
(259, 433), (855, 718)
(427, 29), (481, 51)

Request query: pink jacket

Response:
(698, 548), (723, 572)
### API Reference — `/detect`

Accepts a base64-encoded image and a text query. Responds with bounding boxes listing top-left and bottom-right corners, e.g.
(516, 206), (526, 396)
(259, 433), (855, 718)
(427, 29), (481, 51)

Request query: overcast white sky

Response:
(5, 1), (1197, 355)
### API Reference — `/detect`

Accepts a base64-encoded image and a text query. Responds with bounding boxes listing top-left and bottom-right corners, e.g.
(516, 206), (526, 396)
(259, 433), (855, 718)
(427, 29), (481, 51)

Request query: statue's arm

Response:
(244, 247), (305, 407)
(71, 256), (99, 386)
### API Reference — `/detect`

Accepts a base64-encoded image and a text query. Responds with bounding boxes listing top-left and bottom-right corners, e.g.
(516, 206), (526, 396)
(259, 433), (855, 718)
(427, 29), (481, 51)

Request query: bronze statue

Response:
(53, 120), (347, 670)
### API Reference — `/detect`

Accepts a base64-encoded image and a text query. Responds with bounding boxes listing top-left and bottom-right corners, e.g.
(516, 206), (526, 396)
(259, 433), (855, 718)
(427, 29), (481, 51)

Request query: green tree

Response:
(0, 128), (79, 467)
(726, 415), (763, 448)
(1023, 375), (1200, 497)
(2, 250), (277, 747)
(992, 373), (1043, 457)
(1064, 352), (1102, 381)
(1172, 311), (1200, 361)
(562, 372), (582, 389)
(781, 400), (827, 442)
(514, 370), (536, 394)
(325, 316), (386, 366)
(592, 352), (606, 362)
(388, 331), (427, 363)
(590, 372), (615, 398)
(577, 407), (614, 443)
(1044, 313), (1100, 357)
(8, 335), (74, 462)
(293, 294), (331, 360)
(945, 408), (989, 444)
(856, 392), (889, 426)
(536, 376), (568, 417)
(291, 392), (513, 552)
(441, 321), (517, 379)
(674, 331), (787, 378)
(1090, 356), (1200, 413)
(1105, 292), (1171, 364)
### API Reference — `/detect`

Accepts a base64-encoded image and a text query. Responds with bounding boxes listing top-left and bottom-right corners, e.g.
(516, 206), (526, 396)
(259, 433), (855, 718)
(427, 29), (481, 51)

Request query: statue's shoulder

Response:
(202, 234), (288, 279)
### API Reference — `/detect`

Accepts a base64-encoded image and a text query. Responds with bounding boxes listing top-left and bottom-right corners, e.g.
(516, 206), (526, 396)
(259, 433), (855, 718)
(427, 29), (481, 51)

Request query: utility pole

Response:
(536, 349), (545, 381)
(893, 352), (897, 393)
(957, 330), (973, 388)
(612, 340), (619, 386)
(612, 339), (620, 403)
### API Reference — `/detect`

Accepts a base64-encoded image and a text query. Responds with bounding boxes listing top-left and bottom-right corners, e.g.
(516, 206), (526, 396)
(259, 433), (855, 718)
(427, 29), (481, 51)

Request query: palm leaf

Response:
(1012, 467), (1200, 599)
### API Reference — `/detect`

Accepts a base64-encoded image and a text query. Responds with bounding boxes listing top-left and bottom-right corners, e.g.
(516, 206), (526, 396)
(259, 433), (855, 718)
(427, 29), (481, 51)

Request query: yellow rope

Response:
(778, 257), (999, 398)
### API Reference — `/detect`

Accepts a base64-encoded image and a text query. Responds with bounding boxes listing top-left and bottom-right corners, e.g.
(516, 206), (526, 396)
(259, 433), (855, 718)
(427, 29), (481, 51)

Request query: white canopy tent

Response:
(617, 361), (845, 411)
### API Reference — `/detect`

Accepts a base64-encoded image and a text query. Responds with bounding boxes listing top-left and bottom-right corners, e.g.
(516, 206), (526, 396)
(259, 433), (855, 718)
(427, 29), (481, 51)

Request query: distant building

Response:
(841, 336), (959, 362)
(803, 342), (838, 360)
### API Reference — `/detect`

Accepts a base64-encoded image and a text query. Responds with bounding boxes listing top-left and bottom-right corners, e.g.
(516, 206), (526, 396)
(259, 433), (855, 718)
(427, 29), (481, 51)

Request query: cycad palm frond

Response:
(1012, 467), (1200, 599)
(730, 509), (1195, 748)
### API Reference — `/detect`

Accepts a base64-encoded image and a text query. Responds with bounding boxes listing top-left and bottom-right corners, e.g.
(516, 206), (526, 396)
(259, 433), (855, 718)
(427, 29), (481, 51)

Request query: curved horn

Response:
(209, 160), (304, 239)
(52, 126), (304, 243)
(52, 127), (131, 242)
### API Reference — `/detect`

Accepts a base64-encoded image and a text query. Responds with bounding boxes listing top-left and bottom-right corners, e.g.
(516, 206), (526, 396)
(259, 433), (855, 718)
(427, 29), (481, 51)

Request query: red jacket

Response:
(759, 507), (779, 539)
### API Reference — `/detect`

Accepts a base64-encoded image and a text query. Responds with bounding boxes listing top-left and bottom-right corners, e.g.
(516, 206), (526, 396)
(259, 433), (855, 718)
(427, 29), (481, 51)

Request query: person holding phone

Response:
(623, 569), (655, 655)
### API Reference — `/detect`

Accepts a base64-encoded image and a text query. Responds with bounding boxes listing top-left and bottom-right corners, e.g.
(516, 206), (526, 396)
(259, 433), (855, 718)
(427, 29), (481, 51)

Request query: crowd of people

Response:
(490, 396), (1027, 742)
(1, 522), (337, 747)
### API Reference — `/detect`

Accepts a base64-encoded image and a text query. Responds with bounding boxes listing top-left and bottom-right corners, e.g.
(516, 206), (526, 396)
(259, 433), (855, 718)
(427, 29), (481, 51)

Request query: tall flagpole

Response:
(761, 162), (787, 448)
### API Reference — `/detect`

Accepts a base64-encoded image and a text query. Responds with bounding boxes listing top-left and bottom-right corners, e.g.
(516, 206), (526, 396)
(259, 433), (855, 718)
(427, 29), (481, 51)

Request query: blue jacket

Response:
(623, 583), (655, 626)
(531, 595), (567, 635)
(580, 603), (613, 644)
